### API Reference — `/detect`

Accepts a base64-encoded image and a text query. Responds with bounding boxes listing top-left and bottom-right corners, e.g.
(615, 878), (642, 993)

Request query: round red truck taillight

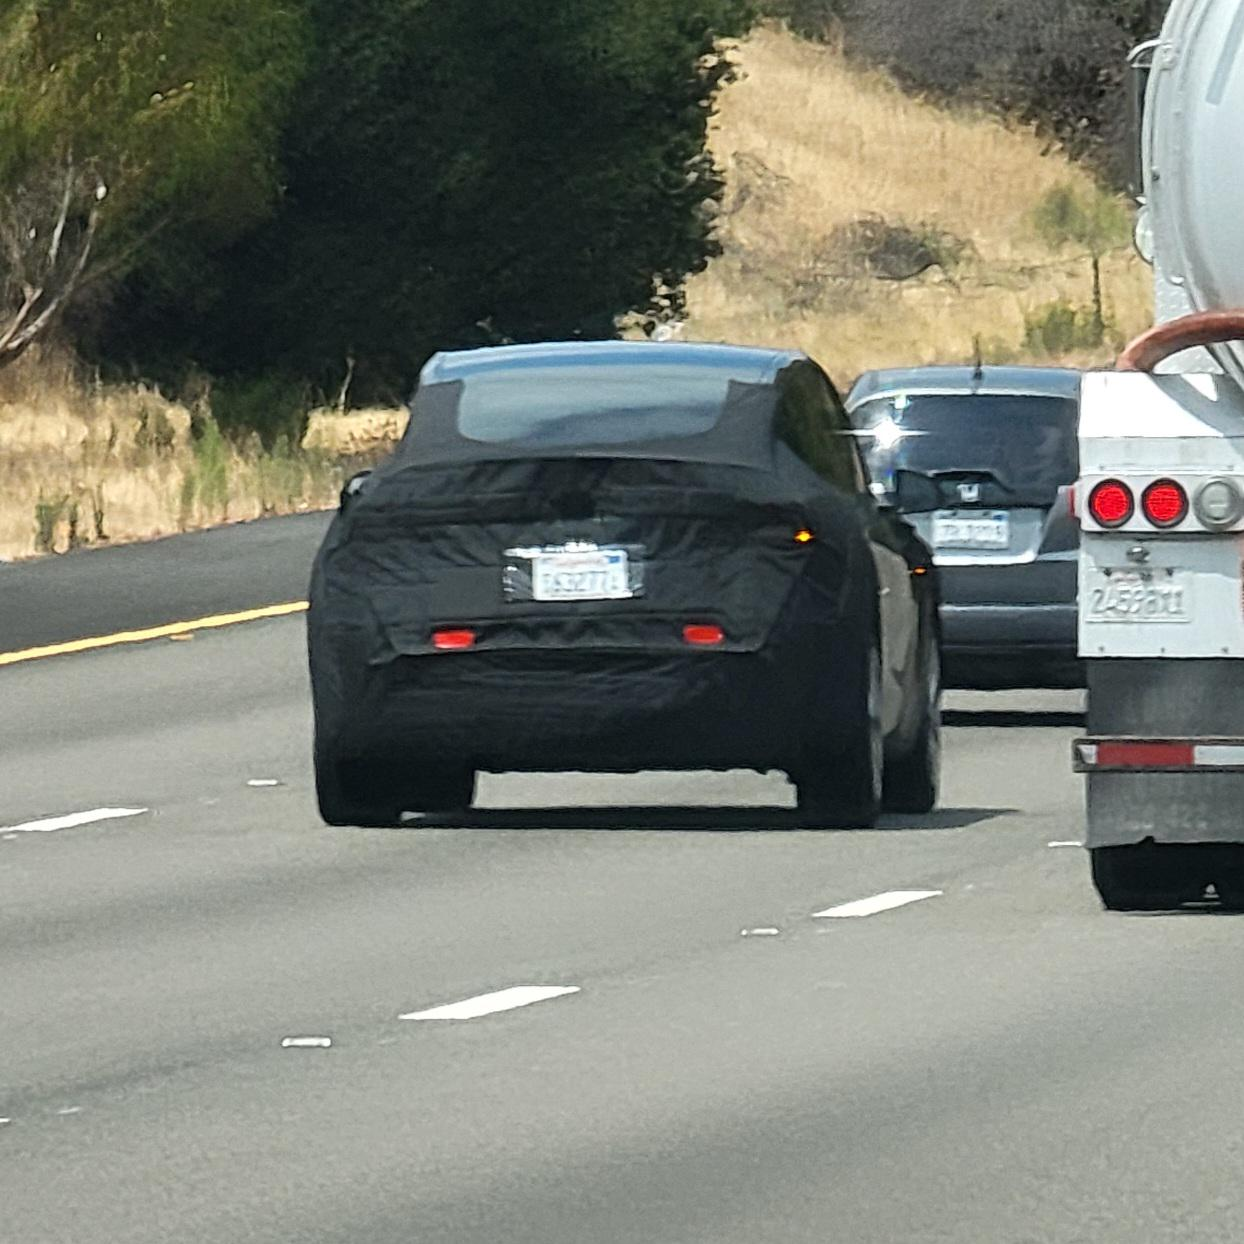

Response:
(1087, 480), (1134, 528)
(1141, 479), (1188, 528)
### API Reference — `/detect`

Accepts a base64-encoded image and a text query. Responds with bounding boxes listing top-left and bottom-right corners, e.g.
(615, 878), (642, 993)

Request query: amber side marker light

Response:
(794, 528), (816, 544)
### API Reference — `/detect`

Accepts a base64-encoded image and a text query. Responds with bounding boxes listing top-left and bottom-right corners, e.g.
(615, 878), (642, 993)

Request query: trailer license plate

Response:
(532, 549), (632, 602)
(1085, 570), (1191, 623)
(932, 510), (1009, 549)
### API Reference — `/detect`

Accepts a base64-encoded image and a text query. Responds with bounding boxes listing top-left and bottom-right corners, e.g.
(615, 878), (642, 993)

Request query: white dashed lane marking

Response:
(400, 986), (581, 1021)
(2, 808), (148, 835)
(812, 890), (943, 919)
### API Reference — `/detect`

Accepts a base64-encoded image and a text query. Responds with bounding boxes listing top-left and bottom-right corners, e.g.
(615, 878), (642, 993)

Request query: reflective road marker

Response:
(401, 986), (581, 1021)
(813, 890), (943, 919)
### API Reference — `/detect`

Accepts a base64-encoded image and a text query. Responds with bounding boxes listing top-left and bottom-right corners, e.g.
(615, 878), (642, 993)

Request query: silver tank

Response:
(1144, 0), (1244, 386)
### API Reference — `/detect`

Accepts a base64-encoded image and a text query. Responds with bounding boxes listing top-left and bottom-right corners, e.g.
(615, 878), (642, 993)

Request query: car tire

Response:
(314, 741), (403, 828)
(1090, 843), (1206, 912)
(1211, 847), (1244, 911)
(883, 623), (941, 815)
(796, 644), (883, 829)
(403, 767), (477, 815)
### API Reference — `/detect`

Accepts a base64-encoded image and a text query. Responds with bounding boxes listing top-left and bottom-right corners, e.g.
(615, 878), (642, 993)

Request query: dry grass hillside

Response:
(0, 352), (389, 562)
(0, 24), (1153, 562)
(677, 25), (1152, 386)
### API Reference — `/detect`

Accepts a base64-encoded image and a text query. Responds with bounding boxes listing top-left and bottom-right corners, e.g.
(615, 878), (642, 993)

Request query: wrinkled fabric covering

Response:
(308, 370), (877, 777)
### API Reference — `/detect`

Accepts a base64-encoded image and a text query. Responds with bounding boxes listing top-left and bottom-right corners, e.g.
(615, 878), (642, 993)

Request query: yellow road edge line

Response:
(0, 600), (310, 668)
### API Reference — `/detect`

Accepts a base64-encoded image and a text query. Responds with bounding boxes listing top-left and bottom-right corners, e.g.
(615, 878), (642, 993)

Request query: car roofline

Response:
(419, 340), (805, 391)
(844, 384), (1082, 411)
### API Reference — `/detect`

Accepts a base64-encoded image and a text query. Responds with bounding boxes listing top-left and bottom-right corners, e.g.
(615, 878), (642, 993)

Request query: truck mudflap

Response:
(1074, 737), (1244, 773)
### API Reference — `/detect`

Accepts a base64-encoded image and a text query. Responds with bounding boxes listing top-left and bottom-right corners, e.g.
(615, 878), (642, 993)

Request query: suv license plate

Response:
(532, 549), (632, 602)
(932, 510), (1009, 549)
(1085, 570), (1191, 624)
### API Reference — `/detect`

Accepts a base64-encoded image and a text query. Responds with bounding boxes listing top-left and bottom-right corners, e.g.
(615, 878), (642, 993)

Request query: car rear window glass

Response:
(851, 393), (1078, 498)
(456, 363), (730, 448)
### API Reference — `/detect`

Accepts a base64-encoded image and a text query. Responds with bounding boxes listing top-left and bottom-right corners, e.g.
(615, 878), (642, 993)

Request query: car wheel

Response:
(1090, 843), (1207, 912)
(882, 624), (941, 814)
(314, 741), (403, 828)
(403, 767), (477, 815)
(1211, 847), (1244, 911)
(797, 643), (883, 829)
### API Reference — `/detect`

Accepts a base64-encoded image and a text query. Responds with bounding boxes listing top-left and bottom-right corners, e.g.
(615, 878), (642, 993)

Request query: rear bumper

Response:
(940, 603), (1080, 688)
(1083, 659), (1244, 847)
(937, 559), (1076, 653)
(313, 628), (869, 775)
(941, 602), (1077, 653)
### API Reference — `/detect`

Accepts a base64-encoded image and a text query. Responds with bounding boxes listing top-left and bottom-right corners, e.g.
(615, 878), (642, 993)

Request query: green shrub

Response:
(33, 495), (68, 553)
(211, 374), (310, 450)
(192, 415), (230, 520)
(1023, 299), (1105, 355)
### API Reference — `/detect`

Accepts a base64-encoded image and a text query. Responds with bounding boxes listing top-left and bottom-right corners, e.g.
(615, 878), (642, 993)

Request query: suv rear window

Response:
(457, 363), (729, 448)
(851, 393), (1078, 503)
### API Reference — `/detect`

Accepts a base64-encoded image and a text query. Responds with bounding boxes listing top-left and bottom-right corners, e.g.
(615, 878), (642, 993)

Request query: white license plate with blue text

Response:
(932, 510), (1010, 550)
(532, 549), (632, 602)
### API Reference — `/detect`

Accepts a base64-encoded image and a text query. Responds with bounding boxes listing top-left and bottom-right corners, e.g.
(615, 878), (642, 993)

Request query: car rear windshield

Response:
(851, 393), (1078, 501)
(456, 363), (730, 449)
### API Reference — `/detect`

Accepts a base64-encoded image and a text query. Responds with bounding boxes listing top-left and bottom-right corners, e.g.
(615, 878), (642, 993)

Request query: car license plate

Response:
(932, 509), (1009, 549)
(532, 548), (632, 602)
(1085, 569), (1191, 624)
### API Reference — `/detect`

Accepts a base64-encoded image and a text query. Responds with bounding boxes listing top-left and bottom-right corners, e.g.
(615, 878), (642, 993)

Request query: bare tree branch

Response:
(1, 206), (100, 365)
(0, 156), (108, 370)
(46, 154), (77, 272)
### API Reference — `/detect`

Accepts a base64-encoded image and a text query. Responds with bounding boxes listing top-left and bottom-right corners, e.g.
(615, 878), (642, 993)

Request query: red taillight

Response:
(683, 624), (725, 647)
(1141, 479), (1188, 528)
(1087, 480), (1134, 528)
(432, 628), (477, 651)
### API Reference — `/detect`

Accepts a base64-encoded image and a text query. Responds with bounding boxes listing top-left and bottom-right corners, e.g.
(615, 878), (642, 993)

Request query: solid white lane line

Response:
(400, 985), (580, 1021)
(812, 890), (943, 919)
(2, 807), (148, 835)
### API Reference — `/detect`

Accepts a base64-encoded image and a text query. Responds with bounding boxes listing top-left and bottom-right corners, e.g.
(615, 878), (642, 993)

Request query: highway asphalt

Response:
(4, 524), (1243, 1242)
(0, 512), (329, 651)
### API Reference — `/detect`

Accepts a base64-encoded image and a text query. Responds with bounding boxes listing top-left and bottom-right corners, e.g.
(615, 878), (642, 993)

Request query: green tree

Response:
(0, 0), (308, 367)
(106, 0), (754, 402)
(1032, 183), (1132, 340)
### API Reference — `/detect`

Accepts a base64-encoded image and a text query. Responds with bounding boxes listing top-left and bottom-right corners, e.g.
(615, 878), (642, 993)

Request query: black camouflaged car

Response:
(309, 341), (941, 827)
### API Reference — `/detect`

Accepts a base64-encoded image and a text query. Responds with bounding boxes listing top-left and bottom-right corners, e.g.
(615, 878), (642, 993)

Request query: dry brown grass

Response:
(671, 25), (1153, 387)
(0, 349), (352, 562)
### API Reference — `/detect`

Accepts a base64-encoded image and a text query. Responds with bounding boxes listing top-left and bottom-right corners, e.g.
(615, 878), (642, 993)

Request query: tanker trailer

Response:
(1073, 0), (1244, 909)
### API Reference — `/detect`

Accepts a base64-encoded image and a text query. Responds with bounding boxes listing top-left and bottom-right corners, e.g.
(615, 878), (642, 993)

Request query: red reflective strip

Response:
(683, 624), (725, 647)
(432, 629), (477, 651)
(1096, 741), (1194, 768)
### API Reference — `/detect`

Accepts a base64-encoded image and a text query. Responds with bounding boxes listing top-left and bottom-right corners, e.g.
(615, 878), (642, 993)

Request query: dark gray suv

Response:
(845, 365), (1081, 689)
